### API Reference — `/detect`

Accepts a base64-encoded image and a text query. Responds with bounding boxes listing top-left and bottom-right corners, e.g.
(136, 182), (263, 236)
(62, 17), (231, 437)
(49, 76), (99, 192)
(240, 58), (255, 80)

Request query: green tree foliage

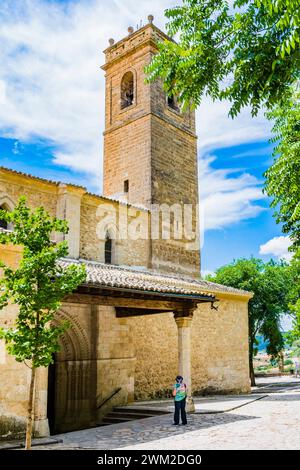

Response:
(264, 86), (300, 250)
(0, 197), (86, 449)
(286, 249), (300, 341)
(206, 257), (294, 385)
(146, 0), (300, 116)
(290, 339), (300, 357)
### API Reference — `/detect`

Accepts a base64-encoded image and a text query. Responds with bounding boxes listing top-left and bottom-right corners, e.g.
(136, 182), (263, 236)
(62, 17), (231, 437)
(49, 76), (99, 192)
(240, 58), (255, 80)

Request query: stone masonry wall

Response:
(129, 296), (250, 400)
(80, 193), (150, 267)
(0, 170), (58, 217)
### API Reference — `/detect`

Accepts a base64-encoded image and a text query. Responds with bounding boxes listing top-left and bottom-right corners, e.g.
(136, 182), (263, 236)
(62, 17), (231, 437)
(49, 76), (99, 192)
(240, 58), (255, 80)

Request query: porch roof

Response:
(59, 258), (251, 301)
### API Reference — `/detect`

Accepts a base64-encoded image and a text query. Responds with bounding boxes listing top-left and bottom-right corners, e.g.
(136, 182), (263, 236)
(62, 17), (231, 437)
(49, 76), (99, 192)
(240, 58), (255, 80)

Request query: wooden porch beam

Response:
(115, 307), (174, 317)
(63, 293), (204, 311)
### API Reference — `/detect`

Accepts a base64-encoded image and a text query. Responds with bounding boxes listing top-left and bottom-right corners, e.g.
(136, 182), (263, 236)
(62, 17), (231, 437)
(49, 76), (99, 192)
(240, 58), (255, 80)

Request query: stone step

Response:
(105, 411), (159, 419)
(97, 405), (171, 427)
(113, 406), (169, 415)
(102, 416), (136, 424)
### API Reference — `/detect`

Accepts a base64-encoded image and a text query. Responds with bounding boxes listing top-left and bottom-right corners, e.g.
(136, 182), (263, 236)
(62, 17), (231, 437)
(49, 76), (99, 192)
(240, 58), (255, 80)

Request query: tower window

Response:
(0, 205), (8, 230)
(124, 179), (129, 193)
(167, 95), (180, 112)
(104, 233), (112, 264)
(121, 72), (134, 109)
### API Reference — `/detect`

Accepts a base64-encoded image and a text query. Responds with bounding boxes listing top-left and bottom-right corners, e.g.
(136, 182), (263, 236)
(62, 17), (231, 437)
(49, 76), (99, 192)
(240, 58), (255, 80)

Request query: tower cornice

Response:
(103, 111), (197, 139)
(101, 23), (173, 72)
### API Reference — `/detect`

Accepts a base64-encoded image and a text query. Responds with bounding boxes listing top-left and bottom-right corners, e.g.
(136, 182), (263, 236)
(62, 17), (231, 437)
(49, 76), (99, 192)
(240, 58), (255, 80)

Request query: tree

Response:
(146, 1), (300, 253)
(285, 249), (300, 342)
(290, 339), (300, 357)
(206, 257), (294, 385)
(0, 197), (86, 449)
(264, 85), (300, 251)
(146, 0), (300, 116)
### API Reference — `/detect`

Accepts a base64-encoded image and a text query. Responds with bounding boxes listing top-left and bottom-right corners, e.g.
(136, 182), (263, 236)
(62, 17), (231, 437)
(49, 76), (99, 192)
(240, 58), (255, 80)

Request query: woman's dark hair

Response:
(176, 375), (183, 383)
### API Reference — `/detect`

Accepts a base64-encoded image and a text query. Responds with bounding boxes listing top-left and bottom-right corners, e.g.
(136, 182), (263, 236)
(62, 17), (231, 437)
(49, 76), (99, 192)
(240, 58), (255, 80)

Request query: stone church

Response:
(0, 18), (251, 439)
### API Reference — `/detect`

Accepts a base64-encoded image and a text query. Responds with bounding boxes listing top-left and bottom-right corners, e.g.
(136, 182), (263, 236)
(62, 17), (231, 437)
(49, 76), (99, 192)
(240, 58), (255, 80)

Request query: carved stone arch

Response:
(53, 308), (91, 361)
(48, 307), (93, 433)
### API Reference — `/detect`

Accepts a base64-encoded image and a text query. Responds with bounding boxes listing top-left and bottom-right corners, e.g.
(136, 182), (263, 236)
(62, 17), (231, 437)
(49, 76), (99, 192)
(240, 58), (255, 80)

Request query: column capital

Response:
(174, 312), (193, 328)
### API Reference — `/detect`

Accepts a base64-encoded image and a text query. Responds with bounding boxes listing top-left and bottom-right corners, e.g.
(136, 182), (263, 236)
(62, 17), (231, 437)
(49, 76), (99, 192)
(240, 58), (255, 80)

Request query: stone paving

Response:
(117, 393), (268, 414)
(25, 376), (300, 451)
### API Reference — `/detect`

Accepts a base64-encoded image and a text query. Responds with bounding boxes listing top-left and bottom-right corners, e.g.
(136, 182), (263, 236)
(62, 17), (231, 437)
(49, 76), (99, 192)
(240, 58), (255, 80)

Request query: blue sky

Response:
(0, 0), (292, 274)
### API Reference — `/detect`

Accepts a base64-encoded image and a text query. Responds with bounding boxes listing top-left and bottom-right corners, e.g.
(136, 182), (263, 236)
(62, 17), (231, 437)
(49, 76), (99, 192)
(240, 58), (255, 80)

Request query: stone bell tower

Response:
(102, 16), (200, 278)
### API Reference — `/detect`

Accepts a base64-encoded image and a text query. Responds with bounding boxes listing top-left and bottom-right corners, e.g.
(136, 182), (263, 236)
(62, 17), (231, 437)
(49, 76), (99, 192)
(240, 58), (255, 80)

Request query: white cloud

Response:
(199, 155), (267, 232)
(0, 0), (273, 250)
(0, 0), (177, 191)
(231, 146), (272, 159)
(0, 0), (271, 195)
(259, 236), (293, 261)
(0, 80), (6, 105)
(197, 98), (271, 155)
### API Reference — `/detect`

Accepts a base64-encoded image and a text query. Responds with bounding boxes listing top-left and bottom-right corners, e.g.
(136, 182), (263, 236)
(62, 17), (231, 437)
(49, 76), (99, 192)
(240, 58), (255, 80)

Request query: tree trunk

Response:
(279, 350), (284, 374)
(25, 366), (36, 450)
(249, 340), (256, 387)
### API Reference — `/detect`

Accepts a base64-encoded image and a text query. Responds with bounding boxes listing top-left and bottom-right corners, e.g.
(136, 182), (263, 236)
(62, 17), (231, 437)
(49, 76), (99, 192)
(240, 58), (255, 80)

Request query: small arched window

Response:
(167, 94), (180, 112)
(121, 71), (134, 109)
(104, 233), (112, 264)
(0, 205), (8, 230)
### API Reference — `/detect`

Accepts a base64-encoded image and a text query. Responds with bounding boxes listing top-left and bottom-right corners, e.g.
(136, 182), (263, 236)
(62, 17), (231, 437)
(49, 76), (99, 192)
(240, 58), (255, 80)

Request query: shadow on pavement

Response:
(32, 412), (260, 450)
(260, 393), (300, 402)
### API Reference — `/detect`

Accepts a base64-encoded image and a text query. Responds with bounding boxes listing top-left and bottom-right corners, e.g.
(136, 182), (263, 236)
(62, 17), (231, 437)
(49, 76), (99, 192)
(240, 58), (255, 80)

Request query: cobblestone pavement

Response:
(30, 377), (300, 450)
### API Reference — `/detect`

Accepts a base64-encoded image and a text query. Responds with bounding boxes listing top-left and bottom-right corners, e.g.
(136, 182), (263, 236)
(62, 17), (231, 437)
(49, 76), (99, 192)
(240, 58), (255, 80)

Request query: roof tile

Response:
(59, 258), (252, 298)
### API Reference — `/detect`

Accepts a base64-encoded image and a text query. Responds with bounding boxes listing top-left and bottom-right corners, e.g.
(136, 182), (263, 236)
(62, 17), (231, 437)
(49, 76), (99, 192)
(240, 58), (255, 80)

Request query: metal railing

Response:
(97, 387), (122, 409)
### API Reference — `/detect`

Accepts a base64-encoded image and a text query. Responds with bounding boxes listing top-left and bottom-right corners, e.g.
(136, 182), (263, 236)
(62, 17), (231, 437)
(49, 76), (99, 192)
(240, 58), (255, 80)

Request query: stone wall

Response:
(103, 116), (152, 206)
(191, 298), (250, 394)
(0, 168), (150, 268)
(129, 295), (250, 400)
(80, 193), (150, 267)
(0, 169), (58, 217)
(150, 113), (200, 277)
(128, 311), (178, 400)
(95, 305), (136, 422)
(0, 302), (30, 440)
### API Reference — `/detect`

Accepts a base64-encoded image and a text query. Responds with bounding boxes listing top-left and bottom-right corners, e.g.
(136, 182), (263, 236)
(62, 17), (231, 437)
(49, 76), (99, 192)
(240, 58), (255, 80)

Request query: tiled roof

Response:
(59, 258), (252, 298)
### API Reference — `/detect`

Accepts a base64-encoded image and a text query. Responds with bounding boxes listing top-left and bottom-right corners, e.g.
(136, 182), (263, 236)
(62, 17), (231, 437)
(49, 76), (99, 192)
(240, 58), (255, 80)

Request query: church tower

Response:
(102, 16), (200, 278)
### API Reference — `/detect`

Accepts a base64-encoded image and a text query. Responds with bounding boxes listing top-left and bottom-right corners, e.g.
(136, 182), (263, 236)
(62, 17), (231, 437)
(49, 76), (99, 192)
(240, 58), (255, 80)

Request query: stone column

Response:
(174, 311), (195, 413)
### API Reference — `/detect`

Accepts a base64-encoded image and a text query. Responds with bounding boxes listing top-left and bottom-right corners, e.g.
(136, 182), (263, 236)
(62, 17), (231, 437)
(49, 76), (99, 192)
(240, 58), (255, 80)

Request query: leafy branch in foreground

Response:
(146, 0), (300, 116)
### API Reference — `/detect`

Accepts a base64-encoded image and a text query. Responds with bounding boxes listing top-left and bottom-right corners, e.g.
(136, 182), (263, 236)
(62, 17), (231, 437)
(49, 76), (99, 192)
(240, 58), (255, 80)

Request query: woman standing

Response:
(172, 375), (187, 426)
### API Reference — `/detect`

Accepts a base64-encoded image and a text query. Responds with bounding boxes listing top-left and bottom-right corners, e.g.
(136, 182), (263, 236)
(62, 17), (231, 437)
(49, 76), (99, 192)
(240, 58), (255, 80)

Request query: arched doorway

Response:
(47, 308), (96, 434)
